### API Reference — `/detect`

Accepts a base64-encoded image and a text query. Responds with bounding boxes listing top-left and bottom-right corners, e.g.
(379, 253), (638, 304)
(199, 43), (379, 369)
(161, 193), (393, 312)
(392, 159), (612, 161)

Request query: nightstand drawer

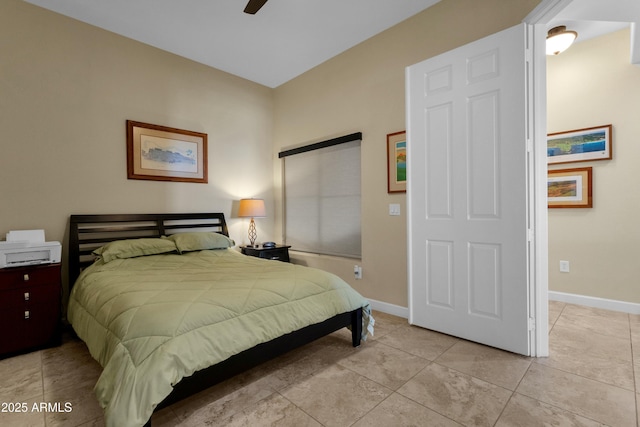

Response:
(1, 282), (60, 306)
(0, 264), (61, 289)
(0, 303), (59, 354)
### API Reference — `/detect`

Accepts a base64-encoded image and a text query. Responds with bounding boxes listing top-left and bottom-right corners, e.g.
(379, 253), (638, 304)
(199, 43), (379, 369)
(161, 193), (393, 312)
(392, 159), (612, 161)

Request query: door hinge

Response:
(528, 229), (534, 242)
(528, 317), (536, 331)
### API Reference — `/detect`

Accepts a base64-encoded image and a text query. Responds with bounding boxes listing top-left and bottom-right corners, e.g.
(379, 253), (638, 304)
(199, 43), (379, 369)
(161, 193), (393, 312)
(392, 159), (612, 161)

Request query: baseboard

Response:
(549, 291), (640, 315)
(367, 298), (409, 319)
(368, 293), (640, 318)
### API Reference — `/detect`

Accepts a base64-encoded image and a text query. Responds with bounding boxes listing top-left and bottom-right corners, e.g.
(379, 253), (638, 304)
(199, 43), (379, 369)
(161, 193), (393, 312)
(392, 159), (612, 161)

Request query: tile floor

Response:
(1, 301), (638, 426)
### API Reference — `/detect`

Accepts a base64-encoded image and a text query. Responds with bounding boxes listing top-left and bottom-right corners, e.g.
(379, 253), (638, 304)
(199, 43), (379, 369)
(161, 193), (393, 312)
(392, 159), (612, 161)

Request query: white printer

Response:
(0, 229), (61, 268)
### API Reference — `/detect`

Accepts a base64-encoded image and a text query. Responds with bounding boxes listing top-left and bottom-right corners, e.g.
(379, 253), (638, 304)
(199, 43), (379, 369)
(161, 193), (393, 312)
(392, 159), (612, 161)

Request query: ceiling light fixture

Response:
(546, 26), (578, 56)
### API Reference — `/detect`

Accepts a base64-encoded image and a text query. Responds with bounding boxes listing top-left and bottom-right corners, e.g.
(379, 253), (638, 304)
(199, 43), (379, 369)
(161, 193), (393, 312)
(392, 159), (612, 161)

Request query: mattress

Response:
(67, 247), (372, 427)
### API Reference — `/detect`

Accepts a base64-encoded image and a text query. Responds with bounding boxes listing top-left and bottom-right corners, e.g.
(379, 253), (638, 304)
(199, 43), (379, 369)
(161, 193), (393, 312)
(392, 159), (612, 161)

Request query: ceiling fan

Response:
(244, 0), (269, 14)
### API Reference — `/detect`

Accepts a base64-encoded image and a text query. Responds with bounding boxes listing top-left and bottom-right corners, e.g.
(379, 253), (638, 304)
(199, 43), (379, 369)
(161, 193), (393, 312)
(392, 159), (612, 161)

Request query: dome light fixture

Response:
(546, 26), (578, 55)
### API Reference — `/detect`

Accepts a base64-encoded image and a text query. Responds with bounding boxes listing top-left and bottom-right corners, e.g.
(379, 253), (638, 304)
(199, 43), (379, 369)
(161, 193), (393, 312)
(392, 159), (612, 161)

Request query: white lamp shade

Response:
(238, 199), (266, 218)
(546, 26), (577, 55)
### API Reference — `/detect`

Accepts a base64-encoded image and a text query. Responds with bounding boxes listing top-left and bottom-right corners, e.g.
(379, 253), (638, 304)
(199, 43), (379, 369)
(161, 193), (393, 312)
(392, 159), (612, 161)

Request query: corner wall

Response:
(547, 28), (640, 304)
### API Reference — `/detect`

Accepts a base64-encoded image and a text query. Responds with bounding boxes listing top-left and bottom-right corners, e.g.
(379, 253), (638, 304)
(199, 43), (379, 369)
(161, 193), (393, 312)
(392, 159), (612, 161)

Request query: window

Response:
(280, 133), (361, 258)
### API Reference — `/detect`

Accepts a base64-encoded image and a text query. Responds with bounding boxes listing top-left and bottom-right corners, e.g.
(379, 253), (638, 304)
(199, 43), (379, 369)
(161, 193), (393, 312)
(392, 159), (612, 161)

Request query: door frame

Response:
(523, 0), (574, 356)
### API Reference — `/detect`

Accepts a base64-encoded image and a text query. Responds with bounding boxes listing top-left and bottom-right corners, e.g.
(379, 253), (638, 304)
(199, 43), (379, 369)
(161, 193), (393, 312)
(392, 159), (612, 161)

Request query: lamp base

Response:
(248, 218), (257, 247)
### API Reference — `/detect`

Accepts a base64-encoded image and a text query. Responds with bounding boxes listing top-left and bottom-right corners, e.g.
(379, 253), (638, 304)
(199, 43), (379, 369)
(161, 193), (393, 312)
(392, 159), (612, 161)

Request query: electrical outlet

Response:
(354, 265), (362, 279)
(559, 260), (570, 273)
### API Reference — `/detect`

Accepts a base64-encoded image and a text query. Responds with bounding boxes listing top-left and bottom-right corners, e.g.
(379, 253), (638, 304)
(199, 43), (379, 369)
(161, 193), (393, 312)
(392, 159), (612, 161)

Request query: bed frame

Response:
(68, 213), (362, 426)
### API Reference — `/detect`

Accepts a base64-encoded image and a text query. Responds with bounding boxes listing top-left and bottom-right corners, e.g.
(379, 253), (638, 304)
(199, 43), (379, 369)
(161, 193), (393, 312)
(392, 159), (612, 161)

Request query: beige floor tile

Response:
(0, 350), (42, 402)
(629, 313), (640, 331)
(368, 311), (407, 340)
(352, 392), (462, 427)
(548, 300), (565, 327)
(338, 341), (430, 390)
(397, 363), (512, 426)
(171, 376), (278, 426)
(435, 340), (532, 390)
(495, 393), (606, 427)
(148, 407), (180, 427)
(257, 333), (360, 390)
(378, 324), (459, 361)
(537, 323), (634, 390)
(222, 393), (322, 427)
(43, 381), (104, 427)
(562, 303), (630, 322)
(631, 320), (640, 350)
(632, 322), (640, 387)
(41, 339), (102, 393)
(75, 417), (105, 427)
(280, 364), (391, 427)
(558, 304), (630, 339)
(0, 396), (46, 427)
(516, 363), (636, 426)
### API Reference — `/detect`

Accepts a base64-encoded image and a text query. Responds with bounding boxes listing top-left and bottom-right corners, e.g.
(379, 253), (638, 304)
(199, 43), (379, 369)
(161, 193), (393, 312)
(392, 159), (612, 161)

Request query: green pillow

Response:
(168, 232), (235, 253)
(93, 238), (177, 263)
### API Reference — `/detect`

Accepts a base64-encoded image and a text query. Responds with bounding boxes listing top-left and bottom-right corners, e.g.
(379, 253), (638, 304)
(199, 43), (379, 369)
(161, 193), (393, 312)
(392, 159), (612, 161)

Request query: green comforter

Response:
(67, 248), (372, 427)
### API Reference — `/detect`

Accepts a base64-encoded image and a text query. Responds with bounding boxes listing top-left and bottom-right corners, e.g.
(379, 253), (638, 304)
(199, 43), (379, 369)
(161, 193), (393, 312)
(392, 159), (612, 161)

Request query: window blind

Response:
(280, 133), (361, 258)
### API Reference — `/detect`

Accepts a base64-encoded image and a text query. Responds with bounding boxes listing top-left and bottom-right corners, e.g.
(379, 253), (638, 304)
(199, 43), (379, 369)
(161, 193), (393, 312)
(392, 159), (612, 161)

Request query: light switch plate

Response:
(389, 204), (401, 216)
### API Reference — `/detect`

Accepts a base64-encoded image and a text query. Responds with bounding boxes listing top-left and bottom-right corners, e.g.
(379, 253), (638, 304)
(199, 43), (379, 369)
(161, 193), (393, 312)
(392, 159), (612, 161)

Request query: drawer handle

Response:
(23, 274), (30, 281)
(24, 310), (30, 320)
(24, 292), (30, 301)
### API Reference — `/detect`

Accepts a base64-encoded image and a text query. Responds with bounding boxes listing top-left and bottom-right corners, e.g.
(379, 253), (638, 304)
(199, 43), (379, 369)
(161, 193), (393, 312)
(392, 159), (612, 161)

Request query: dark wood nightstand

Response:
(240, 245), (291, 262)
(0, 263), (61, 357)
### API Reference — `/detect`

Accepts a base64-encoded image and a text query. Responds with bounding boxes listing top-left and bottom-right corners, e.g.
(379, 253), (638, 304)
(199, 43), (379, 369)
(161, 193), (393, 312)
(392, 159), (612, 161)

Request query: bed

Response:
(67, 213), (373, 427)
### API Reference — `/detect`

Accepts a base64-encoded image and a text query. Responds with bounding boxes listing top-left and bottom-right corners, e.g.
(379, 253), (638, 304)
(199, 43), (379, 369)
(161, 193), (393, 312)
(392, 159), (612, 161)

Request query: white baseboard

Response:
(367, 292), (639, 320)
(368, 293), (640, 318)
(549, 291), (640, 315)
(367, 298), (409, 319)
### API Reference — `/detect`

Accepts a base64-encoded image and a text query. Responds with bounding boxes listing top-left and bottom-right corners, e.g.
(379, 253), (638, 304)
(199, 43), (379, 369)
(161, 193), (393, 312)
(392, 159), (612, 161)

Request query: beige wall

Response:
(0, 0), (275, 292)
(547, 29), (640, 304)
(273, 0), (541, 307)
(2, 0), (551, 311)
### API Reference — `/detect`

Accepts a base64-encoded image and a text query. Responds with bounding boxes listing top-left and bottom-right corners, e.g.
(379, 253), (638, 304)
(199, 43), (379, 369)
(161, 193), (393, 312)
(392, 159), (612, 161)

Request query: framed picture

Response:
(548, 167), (592, 208)
(547, 124), (612, 165)
(127, 120), (208, 183)
(387, 131), (406, 193)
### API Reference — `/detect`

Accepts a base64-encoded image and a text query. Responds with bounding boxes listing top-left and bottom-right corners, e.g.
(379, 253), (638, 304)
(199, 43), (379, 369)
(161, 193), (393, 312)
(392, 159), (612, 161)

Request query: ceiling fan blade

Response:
(244, 0), (268, 14)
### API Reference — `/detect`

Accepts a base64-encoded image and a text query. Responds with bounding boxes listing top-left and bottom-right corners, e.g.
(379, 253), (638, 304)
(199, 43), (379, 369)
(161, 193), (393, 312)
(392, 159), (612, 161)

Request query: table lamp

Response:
(238, 198), (266, 247)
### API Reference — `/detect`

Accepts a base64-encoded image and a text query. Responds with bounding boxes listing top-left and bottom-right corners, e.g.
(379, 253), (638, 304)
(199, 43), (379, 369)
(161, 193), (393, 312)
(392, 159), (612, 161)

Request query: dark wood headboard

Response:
(68, 213), (229, 288)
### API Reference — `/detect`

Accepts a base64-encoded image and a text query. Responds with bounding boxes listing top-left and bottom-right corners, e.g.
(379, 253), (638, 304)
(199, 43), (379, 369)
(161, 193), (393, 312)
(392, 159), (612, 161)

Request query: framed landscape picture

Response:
(127, 120), (208, 183)
(547, 125), (612, 165)
(548, 167), (592, 208)
(387, 131), (406, 193)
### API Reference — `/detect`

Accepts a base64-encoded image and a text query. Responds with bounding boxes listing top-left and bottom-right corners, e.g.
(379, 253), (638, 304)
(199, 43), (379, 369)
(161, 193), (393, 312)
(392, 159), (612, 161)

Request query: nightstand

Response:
(240, 245), (291, 262)
(0, 263), (61, 357)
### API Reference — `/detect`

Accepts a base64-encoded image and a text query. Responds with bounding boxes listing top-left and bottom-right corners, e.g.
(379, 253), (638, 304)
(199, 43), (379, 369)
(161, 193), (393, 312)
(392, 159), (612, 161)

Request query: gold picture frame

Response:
(548, 167), (592, 208)
(127, 120), (208, 183)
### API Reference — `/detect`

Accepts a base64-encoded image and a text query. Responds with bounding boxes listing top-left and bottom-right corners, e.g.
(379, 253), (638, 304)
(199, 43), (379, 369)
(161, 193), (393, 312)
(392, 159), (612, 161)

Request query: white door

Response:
(407, 24), (532, 355)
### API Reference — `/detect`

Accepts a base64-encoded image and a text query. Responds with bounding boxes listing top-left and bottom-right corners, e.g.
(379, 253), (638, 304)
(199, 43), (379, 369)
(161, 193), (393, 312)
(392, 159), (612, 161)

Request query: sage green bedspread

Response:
(67, 248), (372, 427)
